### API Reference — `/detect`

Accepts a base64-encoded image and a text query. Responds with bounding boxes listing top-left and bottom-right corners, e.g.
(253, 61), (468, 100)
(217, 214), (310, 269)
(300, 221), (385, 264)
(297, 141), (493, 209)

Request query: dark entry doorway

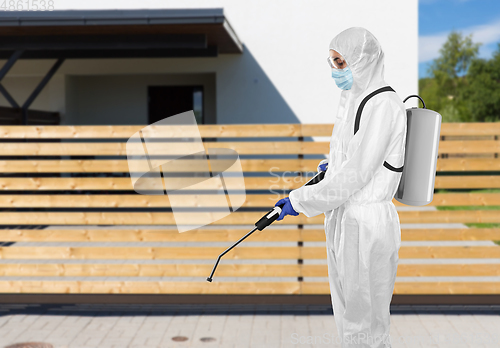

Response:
(148, 85), (204, 124)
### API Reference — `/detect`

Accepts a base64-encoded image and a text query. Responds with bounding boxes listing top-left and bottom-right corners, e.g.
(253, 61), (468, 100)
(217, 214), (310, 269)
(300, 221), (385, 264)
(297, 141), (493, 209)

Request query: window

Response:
(148, 85), (204, 124)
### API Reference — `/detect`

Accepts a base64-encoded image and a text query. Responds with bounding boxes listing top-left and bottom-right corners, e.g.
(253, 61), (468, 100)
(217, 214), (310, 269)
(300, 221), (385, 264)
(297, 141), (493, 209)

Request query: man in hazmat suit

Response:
(275, 27), (407, 347)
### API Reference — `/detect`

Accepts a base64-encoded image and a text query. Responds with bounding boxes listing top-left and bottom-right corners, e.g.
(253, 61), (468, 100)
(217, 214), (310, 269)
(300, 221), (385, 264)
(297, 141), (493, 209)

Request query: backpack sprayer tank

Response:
(395, 95), (442, 206)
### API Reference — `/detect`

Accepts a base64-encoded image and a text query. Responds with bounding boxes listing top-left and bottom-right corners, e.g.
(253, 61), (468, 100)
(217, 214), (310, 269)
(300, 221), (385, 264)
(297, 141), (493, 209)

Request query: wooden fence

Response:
(0, 123), (499, 296)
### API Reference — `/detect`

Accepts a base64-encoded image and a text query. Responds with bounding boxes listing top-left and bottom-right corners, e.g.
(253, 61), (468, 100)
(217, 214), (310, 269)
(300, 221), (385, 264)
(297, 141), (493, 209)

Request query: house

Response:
(0, 3), (417, 125)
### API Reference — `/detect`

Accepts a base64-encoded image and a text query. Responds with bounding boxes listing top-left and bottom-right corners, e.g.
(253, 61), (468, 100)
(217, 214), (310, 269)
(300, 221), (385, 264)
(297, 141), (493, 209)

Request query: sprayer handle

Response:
(305, 170), (326, 186)
(255, 202), (285, 231)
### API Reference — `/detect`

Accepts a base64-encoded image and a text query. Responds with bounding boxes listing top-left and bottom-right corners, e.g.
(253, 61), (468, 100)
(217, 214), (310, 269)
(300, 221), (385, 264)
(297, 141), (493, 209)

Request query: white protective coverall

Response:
(289, 27), (407, 347)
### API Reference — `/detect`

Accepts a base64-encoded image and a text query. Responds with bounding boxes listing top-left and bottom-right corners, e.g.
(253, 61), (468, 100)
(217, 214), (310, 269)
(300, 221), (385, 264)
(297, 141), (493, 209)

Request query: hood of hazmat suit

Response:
(289, 27), (406, 347)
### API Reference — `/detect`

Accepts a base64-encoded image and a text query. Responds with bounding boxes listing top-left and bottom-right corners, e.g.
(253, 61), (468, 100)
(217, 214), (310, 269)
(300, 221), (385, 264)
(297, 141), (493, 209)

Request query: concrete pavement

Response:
(1, 304), (500, 348)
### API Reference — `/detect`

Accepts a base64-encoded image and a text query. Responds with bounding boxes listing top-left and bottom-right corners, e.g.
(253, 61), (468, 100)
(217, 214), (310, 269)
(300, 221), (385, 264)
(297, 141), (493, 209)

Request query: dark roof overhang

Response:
(0, 8), (243, 59)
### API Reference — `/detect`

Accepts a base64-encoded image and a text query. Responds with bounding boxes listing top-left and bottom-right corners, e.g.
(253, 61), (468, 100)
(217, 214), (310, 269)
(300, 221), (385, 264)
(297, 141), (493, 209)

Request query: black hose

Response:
(403, 95), (426, 109)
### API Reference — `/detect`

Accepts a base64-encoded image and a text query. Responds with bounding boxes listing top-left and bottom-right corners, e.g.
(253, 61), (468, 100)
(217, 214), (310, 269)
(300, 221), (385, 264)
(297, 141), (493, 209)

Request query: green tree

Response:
(460, 43), (500, 122)
(420, 31), (481, 122)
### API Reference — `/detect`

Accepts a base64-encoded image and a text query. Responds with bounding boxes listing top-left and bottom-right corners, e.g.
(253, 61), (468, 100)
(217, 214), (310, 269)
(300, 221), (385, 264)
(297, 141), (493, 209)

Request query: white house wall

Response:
(0, 0), (418, 125)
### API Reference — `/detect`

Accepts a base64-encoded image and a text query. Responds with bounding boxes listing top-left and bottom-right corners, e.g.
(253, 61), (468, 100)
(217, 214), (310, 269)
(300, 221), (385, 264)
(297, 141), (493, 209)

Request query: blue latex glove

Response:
(317, 159), (328, 172)
(275, 197), (299, 221)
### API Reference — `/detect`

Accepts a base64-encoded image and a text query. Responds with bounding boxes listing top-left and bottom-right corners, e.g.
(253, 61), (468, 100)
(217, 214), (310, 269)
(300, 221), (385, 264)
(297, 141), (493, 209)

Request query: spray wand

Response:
(206, 169), (327, 282)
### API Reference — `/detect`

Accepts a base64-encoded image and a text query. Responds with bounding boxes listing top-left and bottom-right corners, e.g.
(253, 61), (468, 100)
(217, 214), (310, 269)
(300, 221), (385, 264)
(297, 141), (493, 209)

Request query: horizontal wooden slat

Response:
(394, 282), (500, 295)
(0, 140), (498, 157)
(396, 264), (500, 277)
(0, 281), (301, 294)
(1, 140), (498, 156)
(0, 228), (498, 242)
(439, 140), (500, 154)
(398, 246), (500, 259)
(1, 263), (499, 277)
(0, 247), (301, 260)
(301, 246), (500, 259)
(0, 264), (302, 277)
(0, 194), (272, 208)
(0, 212), (324, 225)
(1, 176), (499, 191)
(0, 159), (321, 173)
(299, 124), (333, 137)
(301, 282), (500, 295)
(0, 193), (498, 208)
(0, 210), (499, 225)
(0, 228), (499, 242)
(0, 158), (498, 173)
(428, 193), (500, 206)
(0, 123), (499, 139)
(436, 158), (500, 171)
(0, 229), (309, 242)
(0, 281), (499, 294)
(0, 194), (280, 208)
(1, 246), (499, 259)
(0, 124), (334, 139)
(401, 228), (500, 241)
(439, 122), (500, 136)
(396, 210), (500, 224)
(0, 142), (329, 156)
(302, 264), (500, 277)
(434, 176), (500, 189)
(0, 177), (310, 191)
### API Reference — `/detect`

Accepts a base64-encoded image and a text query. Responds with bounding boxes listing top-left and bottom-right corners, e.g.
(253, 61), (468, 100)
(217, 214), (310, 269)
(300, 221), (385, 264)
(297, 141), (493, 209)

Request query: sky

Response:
(419, 0), (500, 78)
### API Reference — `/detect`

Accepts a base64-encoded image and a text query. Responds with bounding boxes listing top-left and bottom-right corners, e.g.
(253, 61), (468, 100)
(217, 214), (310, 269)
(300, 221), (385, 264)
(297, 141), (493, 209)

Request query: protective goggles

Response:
(327, 56), (347, 70)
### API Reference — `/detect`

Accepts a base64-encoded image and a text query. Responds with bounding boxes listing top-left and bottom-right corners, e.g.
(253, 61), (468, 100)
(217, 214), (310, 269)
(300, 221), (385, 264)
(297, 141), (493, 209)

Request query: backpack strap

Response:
(354, 86), (404, 173)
